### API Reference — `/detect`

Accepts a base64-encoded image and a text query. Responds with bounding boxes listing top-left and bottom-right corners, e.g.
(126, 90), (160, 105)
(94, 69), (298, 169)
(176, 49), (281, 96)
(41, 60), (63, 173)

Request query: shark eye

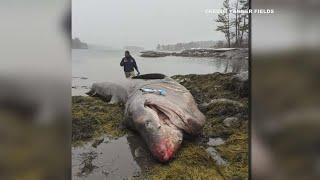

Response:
(145, 119), (155, 130)
(145, 120), (151, 127)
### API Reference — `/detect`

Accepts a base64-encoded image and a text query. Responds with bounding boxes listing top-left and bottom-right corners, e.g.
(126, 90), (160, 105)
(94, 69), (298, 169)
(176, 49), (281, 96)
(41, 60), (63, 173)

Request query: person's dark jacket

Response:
(120, 56), (139, 73)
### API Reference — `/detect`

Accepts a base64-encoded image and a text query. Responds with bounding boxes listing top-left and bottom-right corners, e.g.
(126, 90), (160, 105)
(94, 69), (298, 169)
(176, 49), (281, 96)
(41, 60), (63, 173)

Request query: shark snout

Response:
(151, 139), (176, 162)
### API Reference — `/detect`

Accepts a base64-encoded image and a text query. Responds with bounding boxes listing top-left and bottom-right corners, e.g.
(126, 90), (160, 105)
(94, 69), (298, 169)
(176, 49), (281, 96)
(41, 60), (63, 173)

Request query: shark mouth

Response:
(145, 103), (172, 127)
(144, 100), (194, 134)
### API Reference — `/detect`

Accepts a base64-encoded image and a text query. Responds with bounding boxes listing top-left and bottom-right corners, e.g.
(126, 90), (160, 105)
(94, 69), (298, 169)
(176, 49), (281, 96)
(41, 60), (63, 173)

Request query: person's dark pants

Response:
(124, 71), (135, 78)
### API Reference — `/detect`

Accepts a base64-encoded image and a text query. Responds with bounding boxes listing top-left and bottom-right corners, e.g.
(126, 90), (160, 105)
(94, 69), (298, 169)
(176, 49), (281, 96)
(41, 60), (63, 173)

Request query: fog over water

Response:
(72, 0), (224, 49)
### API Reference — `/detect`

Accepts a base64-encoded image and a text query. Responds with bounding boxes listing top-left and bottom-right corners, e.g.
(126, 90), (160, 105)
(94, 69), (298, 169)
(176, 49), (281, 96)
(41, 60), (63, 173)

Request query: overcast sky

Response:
(72, 0), (224, 49)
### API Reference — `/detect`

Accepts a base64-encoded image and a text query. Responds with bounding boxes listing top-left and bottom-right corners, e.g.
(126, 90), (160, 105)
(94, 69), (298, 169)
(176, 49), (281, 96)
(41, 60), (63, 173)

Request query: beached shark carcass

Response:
(87, 73), (206, 162)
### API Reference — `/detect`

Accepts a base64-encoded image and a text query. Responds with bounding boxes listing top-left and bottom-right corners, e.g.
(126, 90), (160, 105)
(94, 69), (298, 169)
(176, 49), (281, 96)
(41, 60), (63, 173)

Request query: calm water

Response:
(72, 49), (247, 95)
(72, 135), (146, 180)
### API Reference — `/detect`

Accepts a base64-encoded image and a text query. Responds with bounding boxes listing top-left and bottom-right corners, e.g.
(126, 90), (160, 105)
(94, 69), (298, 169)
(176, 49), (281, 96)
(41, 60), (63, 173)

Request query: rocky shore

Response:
(140, 51), (171, 57)
(72, 72), (248, 179)
(140, 48), (248, 60)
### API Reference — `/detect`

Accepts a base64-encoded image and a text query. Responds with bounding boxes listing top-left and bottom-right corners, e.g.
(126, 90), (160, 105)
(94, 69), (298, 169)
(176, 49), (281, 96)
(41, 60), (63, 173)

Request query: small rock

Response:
(234, 71), (248, 82)
(102, 170), (109, 176)
(132, 170), (141, 177)
(134, 147), (145, 158)
(207, 138), (225, 146)
(223, 117), (240, 127)
(206, 147), (227, 166)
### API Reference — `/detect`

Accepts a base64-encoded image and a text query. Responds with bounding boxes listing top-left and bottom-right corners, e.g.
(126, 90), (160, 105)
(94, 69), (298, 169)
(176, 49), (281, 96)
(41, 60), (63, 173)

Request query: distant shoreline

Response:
(72, 38), (88, 49)
(140, 48), (248, 59)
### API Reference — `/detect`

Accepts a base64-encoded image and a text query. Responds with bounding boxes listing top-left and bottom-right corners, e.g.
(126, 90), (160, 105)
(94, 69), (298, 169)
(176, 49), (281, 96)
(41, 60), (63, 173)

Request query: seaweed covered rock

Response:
(223, 117), (240, 127)
(172, 72), (248, 104)
(172, 72), (249, 179)
(72, 96), (126, 144)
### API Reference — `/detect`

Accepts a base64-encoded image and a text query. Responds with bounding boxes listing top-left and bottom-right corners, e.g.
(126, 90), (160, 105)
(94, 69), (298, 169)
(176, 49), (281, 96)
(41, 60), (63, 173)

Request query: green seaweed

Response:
(216, 124), (248, 180)
(138, 142), (224, 180)
(72, 96), (127, 145)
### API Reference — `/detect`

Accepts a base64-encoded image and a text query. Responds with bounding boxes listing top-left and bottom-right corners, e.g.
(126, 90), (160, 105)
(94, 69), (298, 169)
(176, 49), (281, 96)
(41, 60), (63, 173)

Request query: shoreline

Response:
(140, 48), (248, 59)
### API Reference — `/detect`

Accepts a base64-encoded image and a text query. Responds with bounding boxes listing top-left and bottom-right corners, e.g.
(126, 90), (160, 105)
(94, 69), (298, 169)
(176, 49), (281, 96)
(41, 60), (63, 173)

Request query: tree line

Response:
(216, 0), (249, 48)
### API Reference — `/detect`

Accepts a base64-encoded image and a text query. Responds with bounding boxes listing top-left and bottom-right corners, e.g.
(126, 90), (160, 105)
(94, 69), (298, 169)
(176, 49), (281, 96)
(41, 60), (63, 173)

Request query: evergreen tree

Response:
(216, 0), (231, 48)
(234, 0), (240, 46)
(216, 0), (249, 47)
(239, 0), (249, 46)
